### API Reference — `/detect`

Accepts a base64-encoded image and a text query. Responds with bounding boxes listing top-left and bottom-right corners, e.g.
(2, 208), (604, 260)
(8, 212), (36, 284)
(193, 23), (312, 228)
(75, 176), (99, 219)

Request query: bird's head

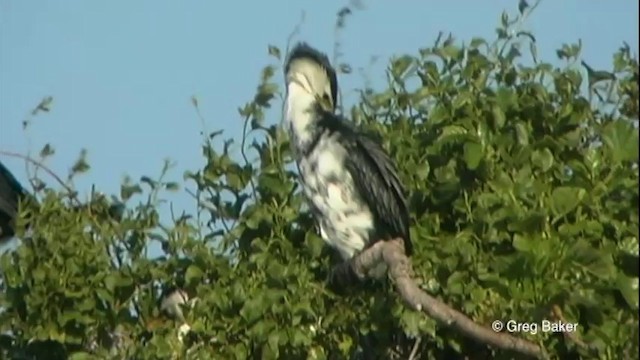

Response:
(284, 42), (338, 113)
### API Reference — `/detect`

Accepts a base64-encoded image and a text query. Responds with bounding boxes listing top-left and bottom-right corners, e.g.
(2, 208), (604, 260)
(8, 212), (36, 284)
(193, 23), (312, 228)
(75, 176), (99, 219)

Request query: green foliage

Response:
(1, 4), (638, 359)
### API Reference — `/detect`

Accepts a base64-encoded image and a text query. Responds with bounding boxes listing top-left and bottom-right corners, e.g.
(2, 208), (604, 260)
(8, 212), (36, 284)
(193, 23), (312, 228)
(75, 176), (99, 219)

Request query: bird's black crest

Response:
(285, 42), (338, 109)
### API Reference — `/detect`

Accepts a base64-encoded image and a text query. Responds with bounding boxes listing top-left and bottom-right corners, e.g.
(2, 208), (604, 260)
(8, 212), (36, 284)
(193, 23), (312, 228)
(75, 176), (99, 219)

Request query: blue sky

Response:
(1, 0), (638, 236)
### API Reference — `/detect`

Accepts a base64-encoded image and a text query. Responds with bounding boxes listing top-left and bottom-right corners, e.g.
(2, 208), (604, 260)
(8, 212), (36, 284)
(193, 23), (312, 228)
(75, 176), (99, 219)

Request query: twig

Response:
(551, 304), (596, 352)
(284, 11), (306, 65)
(350, 238), (549, 359)
(0, 150), (80, 205)
(240, 114), (258, 200)
(408, 337), (422, 360)
(332, 6), (353, 116)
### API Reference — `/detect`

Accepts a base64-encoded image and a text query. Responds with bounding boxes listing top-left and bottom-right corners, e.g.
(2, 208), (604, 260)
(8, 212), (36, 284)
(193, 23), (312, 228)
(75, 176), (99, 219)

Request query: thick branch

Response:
(351, 238), (548, 360)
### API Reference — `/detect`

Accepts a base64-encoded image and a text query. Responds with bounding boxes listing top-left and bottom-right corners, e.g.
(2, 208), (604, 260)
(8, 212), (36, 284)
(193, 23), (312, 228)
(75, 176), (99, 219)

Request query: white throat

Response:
(284, 81), (318, 150)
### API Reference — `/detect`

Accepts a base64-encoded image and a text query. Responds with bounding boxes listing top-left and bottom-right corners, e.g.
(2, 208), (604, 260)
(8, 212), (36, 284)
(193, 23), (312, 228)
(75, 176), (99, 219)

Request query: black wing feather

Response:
(0, 161), (30, 242)
(317, 114), (412, 256)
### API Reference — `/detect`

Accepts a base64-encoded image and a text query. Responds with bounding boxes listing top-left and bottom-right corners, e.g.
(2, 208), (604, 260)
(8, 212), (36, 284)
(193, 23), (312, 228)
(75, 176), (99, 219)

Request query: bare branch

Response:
(408, 337), (422, 360)
(351, 238), (549, 360)
(551, 304), (597, 353)
(284, 10), (306, 64)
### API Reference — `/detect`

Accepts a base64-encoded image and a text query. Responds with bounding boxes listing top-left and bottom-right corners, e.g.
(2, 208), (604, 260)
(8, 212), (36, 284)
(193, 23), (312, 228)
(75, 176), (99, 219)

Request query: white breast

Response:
(284, 81), (375, 260)
(284, 82), (316, 148)
(296, 135), (374, 260)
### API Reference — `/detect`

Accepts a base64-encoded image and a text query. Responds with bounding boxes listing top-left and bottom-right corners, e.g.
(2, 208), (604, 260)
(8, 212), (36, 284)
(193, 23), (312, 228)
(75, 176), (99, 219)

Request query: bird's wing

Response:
(318, 115), (412, 255)
(0, 161), (30, 240)
(0, 161), (25, 220)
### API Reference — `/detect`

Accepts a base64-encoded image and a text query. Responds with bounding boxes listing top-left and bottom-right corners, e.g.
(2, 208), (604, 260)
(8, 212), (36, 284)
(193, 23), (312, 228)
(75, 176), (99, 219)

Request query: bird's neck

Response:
(284, 82), (322, 152)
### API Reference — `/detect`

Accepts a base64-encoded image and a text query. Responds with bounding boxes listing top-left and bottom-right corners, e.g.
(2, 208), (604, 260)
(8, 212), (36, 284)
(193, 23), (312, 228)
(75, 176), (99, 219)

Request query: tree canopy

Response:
(1, 3), (638, 360)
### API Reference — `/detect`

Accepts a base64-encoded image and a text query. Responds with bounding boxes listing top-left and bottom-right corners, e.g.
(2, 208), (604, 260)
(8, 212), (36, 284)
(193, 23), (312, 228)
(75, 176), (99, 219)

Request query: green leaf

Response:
(71, 154), (90, 174)
(39, 143), (55, 158)
(569, 239), (616, 280)
(530, 148), (554, 172)
(266, 261), (286, 280)
(491, 104), (506, 129)
(509, 211), (546, 233)
(616, 274), (639, 310)
(421, 61), (440, 85)
(291, 330), (311, 347)
(69, 352), (93, 360)
(440, 44), (461, 60)
(258, 173), (288, 196)
(495, 87), (517, 109)
(33, 267), (46, 281)
(304, 231), (324, 258)
(550, 186), (585, 217)
(518, 0), (529, 14)
(140, 175), (158, 190)
(446, 271), (466, 295)
(32, 95), (53, 115)
(437, 125), (468, 145)
(602, 120), (639, 162)
(165, 181), (180, 191)
(476, 192), (501, 209)
(512, 234), (535, 253)
(415, 161), (430, 180)
(515, 123), (529, 145)
(469, 37), (487, 49)
(104, 274), (117, 292)
(185, 264), (204, 284)
(232, 343), (249, 360)
(226, 172), (244, 191)
(500, 11), (509, 29)
(489, 171), (513, 193)
(268, 45), (281, 60)
(400, 310), (422, 338)
(240, 297), (265, 324)
(390, 55), (414, 80)
(463, 142), (484, 170)
(267, 332), (281, 358)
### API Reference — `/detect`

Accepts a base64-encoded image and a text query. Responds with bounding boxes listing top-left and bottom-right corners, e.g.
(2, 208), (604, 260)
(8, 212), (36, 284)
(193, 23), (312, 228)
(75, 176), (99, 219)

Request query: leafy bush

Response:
(1, 4), (638, 360)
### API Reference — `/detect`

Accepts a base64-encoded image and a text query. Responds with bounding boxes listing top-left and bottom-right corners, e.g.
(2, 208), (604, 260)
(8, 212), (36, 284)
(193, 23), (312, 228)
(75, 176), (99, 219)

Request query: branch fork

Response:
(349, 238), (548, 359)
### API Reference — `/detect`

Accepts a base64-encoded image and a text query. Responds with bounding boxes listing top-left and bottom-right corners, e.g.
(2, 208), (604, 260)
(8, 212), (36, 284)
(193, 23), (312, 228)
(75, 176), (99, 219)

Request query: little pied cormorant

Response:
(283, 42), (412, 285)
